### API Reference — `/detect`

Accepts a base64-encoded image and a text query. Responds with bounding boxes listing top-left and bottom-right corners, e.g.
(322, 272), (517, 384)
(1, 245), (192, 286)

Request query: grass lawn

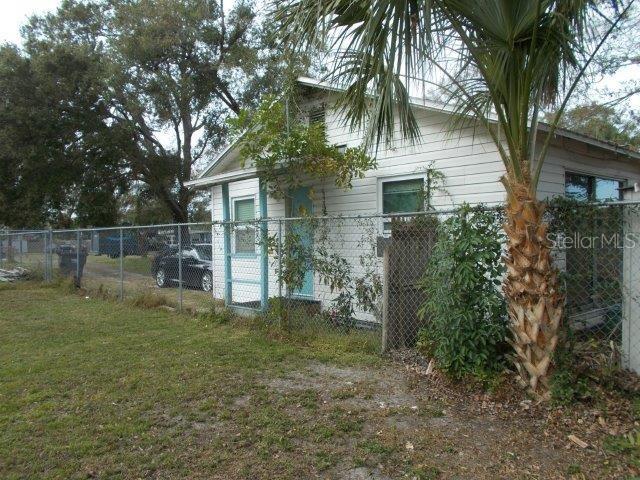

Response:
(87, 254), (153, 276)
(0, 283), (636, 479)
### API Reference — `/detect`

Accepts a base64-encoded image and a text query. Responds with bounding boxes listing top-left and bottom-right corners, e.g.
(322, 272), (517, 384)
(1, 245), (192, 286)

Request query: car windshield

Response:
(194, 245), (212, 261)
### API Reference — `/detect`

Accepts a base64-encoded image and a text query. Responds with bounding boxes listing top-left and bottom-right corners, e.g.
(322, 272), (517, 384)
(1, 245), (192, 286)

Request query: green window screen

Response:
(382, 179), (424, 214)
(234, 198), (255, 221)
(234, 198), (255, 254)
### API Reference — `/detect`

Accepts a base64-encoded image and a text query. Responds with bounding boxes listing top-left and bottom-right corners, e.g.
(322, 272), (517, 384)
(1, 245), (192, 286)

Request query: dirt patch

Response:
(268, 361), (420, 407)
(261, 357), (638, 479)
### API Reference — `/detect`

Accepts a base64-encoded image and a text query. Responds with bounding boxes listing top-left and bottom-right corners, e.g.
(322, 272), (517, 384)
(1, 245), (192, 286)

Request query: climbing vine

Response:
(264, 216), (383, 329)
(229, 95), (376, 205)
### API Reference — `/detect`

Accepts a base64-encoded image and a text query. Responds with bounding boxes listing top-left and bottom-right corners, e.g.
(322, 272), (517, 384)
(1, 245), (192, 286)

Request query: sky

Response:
(0, 0), (60, 45)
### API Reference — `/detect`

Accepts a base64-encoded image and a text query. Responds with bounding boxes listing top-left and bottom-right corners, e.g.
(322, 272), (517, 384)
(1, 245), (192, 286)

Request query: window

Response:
(380, 177), (425, 232)
(194, 245), (212, 261)
(308, 106), (325, 126)
(335, 144), (347, 155)
(233, 198), (256, 254)
(181, 247), (198, 260)
(565, 172), (622, 202)
(382, 178), (425, 214)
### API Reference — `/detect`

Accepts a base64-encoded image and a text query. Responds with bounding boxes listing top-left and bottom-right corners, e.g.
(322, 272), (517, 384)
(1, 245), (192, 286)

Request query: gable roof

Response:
(186, 76), (640, 188)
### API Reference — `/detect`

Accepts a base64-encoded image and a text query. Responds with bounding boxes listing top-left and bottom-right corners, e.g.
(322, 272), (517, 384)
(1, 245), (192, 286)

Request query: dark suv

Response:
(151, 244), (213, 291)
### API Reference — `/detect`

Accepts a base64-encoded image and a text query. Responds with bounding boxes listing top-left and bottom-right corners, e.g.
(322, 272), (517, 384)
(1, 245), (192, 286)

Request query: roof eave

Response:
(185, 166), (259, 189)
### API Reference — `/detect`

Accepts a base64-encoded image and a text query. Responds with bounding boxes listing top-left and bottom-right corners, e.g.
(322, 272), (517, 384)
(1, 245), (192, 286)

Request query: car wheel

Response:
(156, 268), (167, 288)
(201, 272), (213, 292)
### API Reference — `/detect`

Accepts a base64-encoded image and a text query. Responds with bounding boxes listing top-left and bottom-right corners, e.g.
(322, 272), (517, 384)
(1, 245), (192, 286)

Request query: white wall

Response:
(538, 140), (640, 200)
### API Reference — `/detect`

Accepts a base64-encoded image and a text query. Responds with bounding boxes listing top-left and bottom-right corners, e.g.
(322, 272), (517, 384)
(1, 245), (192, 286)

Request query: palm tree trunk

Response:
(503, 182), (563, 398)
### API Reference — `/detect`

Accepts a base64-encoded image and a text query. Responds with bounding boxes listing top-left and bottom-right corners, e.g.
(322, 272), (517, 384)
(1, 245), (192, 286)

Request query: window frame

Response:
(181, 247), (198, 260)
(231, 195), (258, 256)
(377, 174), (426, 234)
(564, 171), (624, 202)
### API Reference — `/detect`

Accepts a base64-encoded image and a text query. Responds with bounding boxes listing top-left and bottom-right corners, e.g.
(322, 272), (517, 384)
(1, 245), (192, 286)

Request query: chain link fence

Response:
(2, 202), (640, 376)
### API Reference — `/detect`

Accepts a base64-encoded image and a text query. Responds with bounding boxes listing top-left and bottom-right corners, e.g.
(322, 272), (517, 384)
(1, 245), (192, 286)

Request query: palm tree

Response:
(278, 0), (631, 398)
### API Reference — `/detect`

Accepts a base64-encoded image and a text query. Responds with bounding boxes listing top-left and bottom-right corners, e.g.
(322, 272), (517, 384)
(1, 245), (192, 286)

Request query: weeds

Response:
(603, 429), (640, 469)
(550, 328), (593, 405)
(128, 291), (176, 309)
(199, 303), (233, 324)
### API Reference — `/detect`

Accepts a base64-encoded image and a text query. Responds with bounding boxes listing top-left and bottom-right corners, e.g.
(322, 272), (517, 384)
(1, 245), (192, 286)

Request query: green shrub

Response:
(417, 204), (508, 379)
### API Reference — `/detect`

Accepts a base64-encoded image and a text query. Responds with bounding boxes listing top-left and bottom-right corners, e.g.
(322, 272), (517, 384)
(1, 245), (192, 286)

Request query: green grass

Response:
(0, 283), (383, 479)
(87, 254), (153, 275)
(603, 430), (640, 469)
(1, 283), (629, 479)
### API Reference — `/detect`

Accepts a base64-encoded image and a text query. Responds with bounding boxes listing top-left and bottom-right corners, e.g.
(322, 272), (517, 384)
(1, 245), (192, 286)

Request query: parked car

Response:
(98, 233), (140, 258)
(151, 244), (213, 291)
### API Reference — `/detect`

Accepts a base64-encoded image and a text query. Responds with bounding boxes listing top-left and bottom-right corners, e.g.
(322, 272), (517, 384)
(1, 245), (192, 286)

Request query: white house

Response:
(185, 77), (640, 324)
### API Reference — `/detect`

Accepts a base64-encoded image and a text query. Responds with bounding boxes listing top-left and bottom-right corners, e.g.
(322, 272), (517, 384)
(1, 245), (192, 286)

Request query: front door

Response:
(289, 187), (314, 298)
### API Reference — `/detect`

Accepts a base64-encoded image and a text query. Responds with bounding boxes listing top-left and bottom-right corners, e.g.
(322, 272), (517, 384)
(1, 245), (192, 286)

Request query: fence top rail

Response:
(1, 230), (49, 237)
(3, 199), (640, 236)
(8, 210), (481, 235)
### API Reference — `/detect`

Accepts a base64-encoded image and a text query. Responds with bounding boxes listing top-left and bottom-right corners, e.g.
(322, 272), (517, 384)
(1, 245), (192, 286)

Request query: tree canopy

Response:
(550, 102), (640, 151)
(0, 0), (292, 228)
(0, 41), (129, 228)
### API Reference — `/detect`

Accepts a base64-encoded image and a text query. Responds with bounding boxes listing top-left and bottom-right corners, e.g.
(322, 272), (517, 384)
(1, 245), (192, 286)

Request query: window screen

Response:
(382, 179), (425, 214)
(234, 198), (256, 254)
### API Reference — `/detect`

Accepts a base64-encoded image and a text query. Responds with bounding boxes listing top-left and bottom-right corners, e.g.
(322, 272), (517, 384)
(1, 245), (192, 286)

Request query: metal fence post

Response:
(119, 228), (124, 301)
(210, 222), (215, 299)
(278, 219), (283, 301)
(48, 229), (53, 281)
(42, 231), (47, 282)
(19, 233), (23, 265)
(0, 232), (4, 270)
(76, 230), (81, 287)
(178, 226), (183, 313)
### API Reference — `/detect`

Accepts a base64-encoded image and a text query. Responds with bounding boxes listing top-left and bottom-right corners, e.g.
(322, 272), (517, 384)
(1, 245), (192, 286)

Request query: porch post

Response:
(259, 179), (269, 312)
(222, 183), (232, 306)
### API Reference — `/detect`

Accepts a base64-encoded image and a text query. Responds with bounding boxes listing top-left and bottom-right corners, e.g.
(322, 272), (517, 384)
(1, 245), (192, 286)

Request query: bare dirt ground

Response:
(260, 358), (638, 479)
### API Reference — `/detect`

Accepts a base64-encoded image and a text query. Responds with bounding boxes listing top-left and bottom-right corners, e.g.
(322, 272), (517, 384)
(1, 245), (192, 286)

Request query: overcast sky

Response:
(0, 1), (60, 45)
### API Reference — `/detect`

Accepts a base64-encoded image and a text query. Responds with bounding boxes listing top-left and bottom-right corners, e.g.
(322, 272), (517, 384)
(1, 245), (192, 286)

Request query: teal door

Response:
(289, 187), (314, 298)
